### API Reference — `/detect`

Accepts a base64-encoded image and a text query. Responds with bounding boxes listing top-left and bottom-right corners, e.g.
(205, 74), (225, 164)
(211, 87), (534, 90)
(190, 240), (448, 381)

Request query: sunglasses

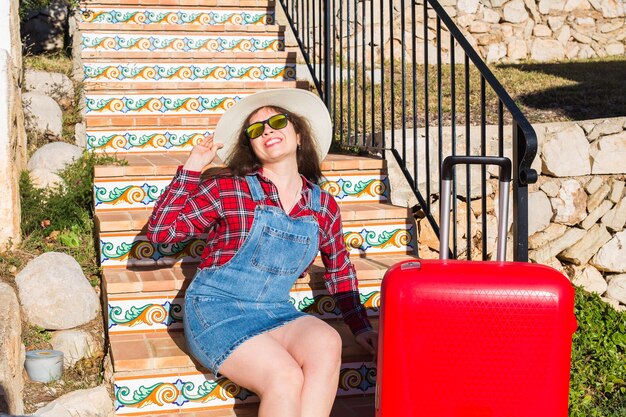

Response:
(245, 113), (290, 139)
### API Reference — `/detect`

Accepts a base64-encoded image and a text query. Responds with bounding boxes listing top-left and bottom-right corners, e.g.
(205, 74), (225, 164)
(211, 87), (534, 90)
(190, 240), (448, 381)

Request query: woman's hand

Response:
(355, 330), (379, 361)
(183, 134), (224, 172)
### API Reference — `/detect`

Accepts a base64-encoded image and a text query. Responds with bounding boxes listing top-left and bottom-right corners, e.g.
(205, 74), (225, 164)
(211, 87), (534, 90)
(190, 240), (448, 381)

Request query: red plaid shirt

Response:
(147, 167), (372, 335)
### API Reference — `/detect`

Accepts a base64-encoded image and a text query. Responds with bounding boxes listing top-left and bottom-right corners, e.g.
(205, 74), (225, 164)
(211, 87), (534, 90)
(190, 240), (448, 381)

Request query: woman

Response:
(147, 89), (377, 417)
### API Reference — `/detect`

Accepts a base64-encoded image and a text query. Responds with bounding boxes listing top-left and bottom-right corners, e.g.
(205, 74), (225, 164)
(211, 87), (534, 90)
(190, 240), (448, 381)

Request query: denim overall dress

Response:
(184, 174), (322, 374)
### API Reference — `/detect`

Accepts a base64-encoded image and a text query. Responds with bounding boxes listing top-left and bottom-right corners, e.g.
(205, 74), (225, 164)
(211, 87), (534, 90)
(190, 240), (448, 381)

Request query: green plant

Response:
(19, 151), (123, 280)
(19, 0), (52, 19)
(569, 288), (626, 417)
(20, 152), (118, 237)
(23, 324), (52, 350)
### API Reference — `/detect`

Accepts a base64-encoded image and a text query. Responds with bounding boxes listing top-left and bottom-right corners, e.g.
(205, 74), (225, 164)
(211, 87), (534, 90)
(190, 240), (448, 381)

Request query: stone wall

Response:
(0, 0), (27, 248)
(290, 0), (625, 65)
(528, 117), (626, 309)
(449, 0), (625, 62)
(384, 116), (626, 310)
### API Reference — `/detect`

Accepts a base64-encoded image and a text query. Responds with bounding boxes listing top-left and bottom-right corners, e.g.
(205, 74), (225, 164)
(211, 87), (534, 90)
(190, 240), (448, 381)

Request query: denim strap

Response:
(309, 184), (321, 213)
(245, 175), (265, 202)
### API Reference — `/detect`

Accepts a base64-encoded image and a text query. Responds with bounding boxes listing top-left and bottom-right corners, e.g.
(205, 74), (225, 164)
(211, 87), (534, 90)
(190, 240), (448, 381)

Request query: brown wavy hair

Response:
(223, 106), (323, 183)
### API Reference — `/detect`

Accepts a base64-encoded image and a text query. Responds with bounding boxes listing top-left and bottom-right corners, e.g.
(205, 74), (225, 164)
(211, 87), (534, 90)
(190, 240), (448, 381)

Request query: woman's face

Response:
(247, 107), (301, 165)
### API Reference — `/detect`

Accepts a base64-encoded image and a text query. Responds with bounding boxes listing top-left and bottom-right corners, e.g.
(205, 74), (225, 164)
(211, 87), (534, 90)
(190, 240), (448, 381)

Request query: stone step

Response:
(110, 396), (373, 417)
(82, 49), (294, 60)
(84, 91), (253, 117)
(94, 171), (391, 211)
(80, 22), (283, 33)
(82, 60), (298, 89)
(109, 318), (378, 372)
(78, 6), (275, 29)
(81, 30), (284, 56)
(84, 80), (306, 91)
(102, 254), (415, 295)
(97, 217), (416, 268)
(94, 153), (387, 179)
(106, 281), (382, 334)
(112, 361), (375, 415)
(96, 201), (404, 231)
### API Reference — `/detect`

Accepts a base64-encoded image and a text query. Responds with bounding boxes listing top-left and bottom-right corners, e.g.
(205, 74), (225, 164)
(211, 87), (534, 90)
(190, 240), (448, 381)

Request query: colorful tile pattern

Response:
(84, 62), (296, 82)
(80, 7), (274, 26)
(114, 362), (375, 415)
(95, 180), (170, 209)
(321, 173), (389, 203)
(99, 220), (413, 267)
(99, 235), (206, 268)
(108, 296), (184, 332)
(88, 129), (208, 153)
(343, 221), (416, 256)
(107, 284), (381, 333)
(82, 33), (284, 53)
(94, 172), (388, 211)
(85, 93), (248, 115)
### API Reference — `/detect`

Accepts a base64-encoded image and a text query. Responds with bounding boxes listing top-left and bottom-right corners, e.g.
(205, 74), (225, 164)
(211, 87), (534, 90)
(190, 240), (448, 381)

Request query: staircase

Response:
(80, 0), (419, 415)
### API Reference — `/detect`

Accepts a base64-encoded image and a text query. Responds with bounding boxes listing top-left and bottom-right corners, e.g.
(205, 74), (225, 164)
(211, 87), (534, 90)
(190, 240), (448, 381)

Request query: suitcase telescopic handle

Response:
(439, 156), (512, 262)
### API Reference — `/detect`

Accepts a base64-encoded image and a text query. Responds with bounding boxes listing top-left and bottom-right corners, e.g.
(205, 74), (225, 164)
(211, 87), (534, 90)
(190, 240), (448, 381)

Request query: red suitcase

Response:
(376, 156), (577, 417)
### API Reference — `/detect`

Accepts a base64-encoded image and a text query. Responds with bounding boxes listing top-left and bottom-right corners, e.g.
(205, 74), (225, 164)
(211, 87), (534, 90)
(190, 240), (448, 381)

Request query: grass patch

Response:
(331, 56), (626, 139)
(24, 52), (73, 77)
(570, 289), (626, 417)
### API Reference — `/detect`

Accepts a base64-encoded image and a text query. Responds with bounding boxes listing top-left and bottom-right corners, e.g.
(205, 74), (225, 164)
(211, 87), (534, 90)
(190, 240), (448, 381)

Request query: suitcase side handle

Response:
(439, 156), (512, 262)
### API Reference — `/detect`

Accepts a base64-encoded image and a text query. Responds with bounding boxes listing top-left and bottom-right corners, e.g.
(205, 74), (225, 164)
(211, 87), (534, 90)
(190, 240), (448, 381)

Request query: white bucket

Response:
(24, 350), (63, 383)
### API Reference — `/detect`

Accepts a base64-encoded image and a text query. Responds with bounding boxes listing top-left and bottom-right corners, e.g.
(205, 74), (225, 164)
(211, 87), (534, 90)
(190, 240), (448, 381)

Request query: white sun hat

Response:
(214, 88), (333, 162)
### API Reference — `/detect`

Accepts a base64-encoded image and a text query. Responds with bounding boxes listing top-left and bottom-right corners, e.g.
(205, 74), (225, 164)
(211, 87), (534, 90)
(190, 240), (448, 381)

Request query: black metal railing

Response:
(278, 0), (538, 261)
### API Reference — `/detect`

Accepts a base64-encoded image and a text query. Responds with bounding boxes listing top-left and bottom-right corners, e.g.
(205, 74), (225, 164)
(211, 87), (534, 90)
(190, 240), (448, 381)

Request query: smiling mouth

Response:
(265, 138), (282, 147)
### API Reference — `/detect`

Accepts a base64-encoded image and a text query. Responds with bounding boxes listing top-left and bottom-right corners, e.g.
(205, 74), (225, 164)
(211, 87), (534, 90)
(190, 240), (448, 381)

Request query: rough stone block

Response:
(582, 200), (613, 230)
(587, 183), (611, 212)
(540, 179), (560, 198)
(529, 227), (586, 263)
(584, 177), (604, 194)
(528, 191), (553, 235)
(541, 124), (590, 176)
(606, 274), (626, 305)
(601, 197), (626, 231)
(551, 179), (587, 225)
(0, 282), (25, 415)
(592, 230), (626, 273)
(559, 224), (612, 265)
(529, 223), (568, 249)
(503, 0), (529, 23)
(610, 180), (624, 203)
(573, 266), (608, 295)
(16, 252), (100, 330)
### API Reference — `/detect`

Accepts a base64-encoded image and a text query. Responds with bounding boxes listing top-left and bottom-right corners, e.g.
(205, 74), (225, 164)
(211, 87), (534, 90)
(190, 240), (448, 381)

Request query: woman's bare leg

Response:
(218, 333), (304, 417)
(269, 316), (343, 417)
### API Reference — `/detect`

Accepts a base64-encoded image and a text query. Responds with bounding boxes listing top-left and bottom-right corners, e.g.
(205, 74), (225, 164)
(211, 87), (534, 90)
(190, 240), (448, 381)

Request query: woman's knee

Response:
(304, 323), (343, 368)
(260, 360), (304, 396)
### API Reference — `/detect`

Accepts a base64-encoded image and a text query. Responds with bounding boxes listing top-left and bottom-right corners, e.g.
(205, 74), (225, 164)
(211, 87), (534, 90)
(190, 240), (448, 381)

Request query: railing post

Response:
(512, 122), (529, 262)
(323, 0), (331, 107)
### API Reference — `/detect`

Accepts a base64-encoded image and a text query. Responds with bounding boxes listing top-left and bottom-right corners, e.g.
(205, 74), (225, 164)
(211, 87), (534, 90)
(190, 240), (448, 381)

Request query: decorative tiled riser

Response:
(84, 62), (296, 83)
(82, 33), (284, 53)
(80, 8), (274, 26)
(107, 284), (381, 333)
(114, 362), (376, 415)
(99, 222), (415, 267)
(94, 173), (389, 210)
(321, 173), (389, 203)
(88, 129), (208, 153)
(85, 93), (250, 115)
